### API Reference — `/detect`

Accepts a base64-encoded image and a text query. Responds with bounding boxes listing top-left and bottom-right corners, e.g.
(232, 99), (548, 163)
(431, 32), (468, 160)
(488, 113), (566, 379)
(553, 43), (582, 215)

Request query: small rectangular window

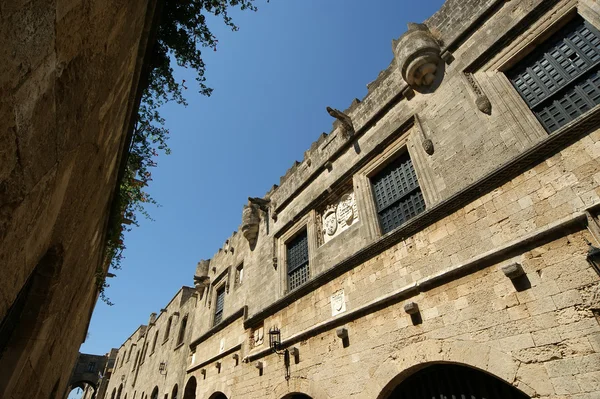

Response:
(214, 286), (225, 325)
(370, 151), (425, 234)
(235, 263), (244, 286)
(508, 16), (600, 132)
(287, 229), (310, 291)
(87, 362), (96, 372)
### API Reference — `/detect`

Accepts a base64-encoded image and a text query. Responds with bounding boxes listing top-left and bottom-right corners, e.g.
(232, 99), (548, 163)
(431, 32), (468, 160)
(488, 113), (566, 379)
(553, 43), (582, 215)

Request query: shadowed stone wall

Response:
(0, 0), (160, 398)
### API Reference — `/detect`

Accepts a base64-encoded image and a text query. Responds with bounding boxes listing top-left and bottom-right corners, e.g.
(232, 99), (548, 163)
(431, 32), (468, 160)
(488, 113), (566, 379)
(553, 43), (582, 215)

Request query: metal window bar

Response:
(508, 16), (600, 132)
(214, 287), (225, 325)
(371, 152), (426, 234)
(287, 230), (310, 291)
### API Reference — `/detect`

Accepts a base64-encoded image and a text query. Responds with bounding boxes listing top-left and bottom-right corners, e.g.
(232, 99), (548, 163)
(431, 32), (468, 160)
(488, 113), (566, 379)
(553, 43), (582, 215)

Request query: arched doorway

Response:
(150, 386), (159, 399)
(282, 394), (312, 399)
(183, 377), (197, 399)
(208, 393), (227, 399)
(384, 363), (529, 399)
(171, 384), (178, 399)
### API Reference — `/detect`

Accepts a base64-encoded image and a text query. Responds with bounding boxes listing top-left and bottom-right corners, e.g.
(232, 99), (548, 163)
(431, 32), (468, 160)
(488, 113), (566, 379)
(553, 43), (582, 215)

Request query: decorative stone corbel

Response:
(326, 107), (354, 138)
(194, 259), (211, 298)
(501, 262), (525, 279)
(242, 203), (260, 248)
(414, 114), (434, 155)
(394, 23), (442, 89)
(463, 72), (492, 114)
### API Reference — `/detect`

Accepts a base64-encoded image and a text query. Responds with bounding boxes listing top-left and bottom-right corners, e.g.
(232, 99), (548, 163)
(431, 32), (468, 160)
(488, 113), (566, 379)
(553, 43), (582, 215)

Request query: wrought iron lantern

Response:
(587, 243), (600, 276)
(268, 327), (281, 354)
(268, 326), (291, 380)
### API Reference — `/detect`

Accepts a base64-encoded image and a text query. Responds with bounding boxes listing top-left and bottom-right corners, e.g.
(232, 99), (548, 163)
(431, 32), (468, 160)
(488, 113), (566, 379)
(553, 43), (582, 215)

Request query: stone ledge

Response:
(189, 306), (246, 349)
(187, 343), (242, 373)
(246, 211), (589, 362)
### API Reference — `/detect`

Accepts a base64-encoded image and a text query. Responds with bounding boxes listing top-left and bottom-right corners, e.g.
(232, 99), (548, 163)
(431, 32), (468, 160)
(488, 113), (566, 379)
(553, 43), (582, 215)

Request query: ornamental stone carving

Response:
(242, 203), (260, 247)
(320, 191), (359, 244)
(394, 23), (442, 88)
(194, 259), (211, 297)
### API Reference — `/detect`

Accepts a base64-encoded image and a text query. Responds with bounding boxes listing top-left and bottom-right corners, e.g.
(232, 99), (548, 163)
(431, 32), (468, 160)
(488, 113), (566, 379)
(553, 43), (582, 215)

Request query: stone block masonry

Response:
(100, 1), (600, 398)
(0, 0), (160, 398)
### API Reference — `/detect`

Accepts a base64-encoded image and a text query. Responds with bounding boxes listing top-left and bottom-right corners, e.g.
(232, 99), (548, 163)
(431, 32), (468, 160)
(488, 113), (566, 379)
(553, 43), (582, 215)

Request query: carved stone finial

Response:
(326, 107), (354, 138)
(394, 23), (442, 88)
(422, 139), (434, 155)
(242, 204), (260, 247)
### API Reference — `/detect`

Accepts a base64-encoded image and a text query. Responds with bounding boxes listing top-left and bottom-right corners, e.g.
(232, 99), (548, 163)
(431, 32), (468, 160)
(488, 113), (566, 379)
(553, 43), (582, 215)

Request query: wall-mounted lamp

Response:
(159, 361), (167, 375)
(215, 361), (221, 373)
(587, 243), (600, 276)
(268, 327), (291, 380)
(200, 369), (206, 379)
(268, 327), (282, 354)
(232, 353), (239, 366)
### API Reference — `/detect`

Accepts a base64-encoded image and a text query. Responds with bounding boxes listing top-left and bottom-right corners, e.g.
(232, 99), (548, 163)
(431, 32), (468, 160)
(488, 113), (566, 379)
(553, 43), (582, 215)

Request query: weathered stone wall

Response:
(0, 0), (158, 398)
(104, 287), (197, 399)
(99, 0), (600, 398)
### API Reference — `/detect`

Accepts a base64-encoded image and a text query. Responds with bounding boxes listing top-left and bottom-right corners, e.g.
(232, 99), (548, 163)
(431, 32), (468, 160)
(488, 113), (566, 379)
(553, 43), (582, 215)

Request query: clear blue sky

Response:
(79, 0), (445, 365)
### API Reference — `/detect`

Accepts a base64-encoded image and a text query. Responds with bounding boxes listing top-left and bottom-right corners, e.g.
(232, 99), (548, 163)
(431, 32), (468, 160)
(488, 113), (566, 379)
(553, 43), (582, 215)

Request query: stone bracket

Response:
(462, 72), (492, 115)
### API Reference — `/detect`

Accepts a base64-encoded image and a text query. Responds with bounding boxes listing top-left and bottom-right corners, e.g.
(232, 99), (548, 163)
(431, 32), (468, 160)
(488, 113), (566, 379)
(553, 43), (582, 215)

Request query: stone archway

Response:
(281, 394), (313, 399)
(208, 392), (227, 399)
(365, 340), (534, 399)
(183, 377), (197, 399)
(382, 363), (529, 399)
(273, 377), (330, 399)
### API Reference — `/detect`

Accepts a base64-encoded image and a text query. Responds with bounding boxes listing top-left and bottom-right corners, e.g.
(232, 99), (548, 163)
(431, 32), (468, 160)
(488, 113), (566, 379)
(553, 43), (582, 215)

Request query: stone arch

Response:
(151, 386), (159, 399)
(69, 379), (97, 395)
(363, 340), (534, 399)
(379, 363), (529, 399)
(207, 392), (227, 399)
(0, 245), (64, 397)
(273, 377), (330, 399)
(117, 383), (124, 399)
(111, 387), (117, 399)
(171, 384), (178, 399)
(183, 376), (197, 399)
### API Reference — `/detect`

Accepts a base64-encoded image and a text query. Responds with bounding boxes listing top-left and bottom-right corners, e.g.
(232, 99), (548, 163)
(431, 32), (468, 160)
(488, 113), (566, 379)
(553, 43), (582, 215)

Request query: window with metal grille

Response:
(508, 16), (600, 132)
(214, 286), (225, 325)
(287, 229), (310, 291)
(370, 151), (425, 234)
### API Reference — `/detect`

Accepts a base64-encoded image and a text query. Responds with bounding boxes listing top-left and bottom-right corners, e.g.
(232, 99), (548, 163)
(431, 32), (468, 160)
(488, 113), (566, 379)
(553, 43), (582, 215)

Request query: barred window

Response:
(508, 16), (600, 132)
(214, 286), (225, 325)
(287, 229), (309, 291)
(371, 151), (425, 234)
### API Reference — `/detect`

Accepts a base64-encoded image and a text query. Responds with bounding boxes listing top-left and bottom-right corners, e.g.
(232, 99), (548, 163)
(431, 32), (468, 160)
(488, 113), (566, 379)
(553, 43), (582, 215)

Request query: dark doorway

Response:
(386, 363), (529, 399)
(183, 377), (197, 399)
(284, 395), (312, 399)
(208, 393), (227, 399)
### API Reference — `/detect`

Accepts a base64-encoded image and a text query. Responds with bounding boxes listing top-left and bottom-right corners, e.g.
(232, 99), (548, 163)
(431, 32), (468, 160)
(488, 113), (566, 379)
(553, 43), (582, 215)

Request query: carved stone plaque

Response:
(331, 290), (346, 317)
(251, 325), (264, 348)
(321, 191), (359, 244)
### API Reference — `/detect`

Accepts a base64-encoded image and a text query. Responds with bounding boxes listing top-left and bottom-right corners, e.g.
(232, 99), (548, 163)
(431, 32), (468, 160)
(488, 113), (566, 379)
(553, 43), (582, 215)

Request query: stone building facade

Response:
(101, 0), (600, 398)
(0, 0), (160, 398)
